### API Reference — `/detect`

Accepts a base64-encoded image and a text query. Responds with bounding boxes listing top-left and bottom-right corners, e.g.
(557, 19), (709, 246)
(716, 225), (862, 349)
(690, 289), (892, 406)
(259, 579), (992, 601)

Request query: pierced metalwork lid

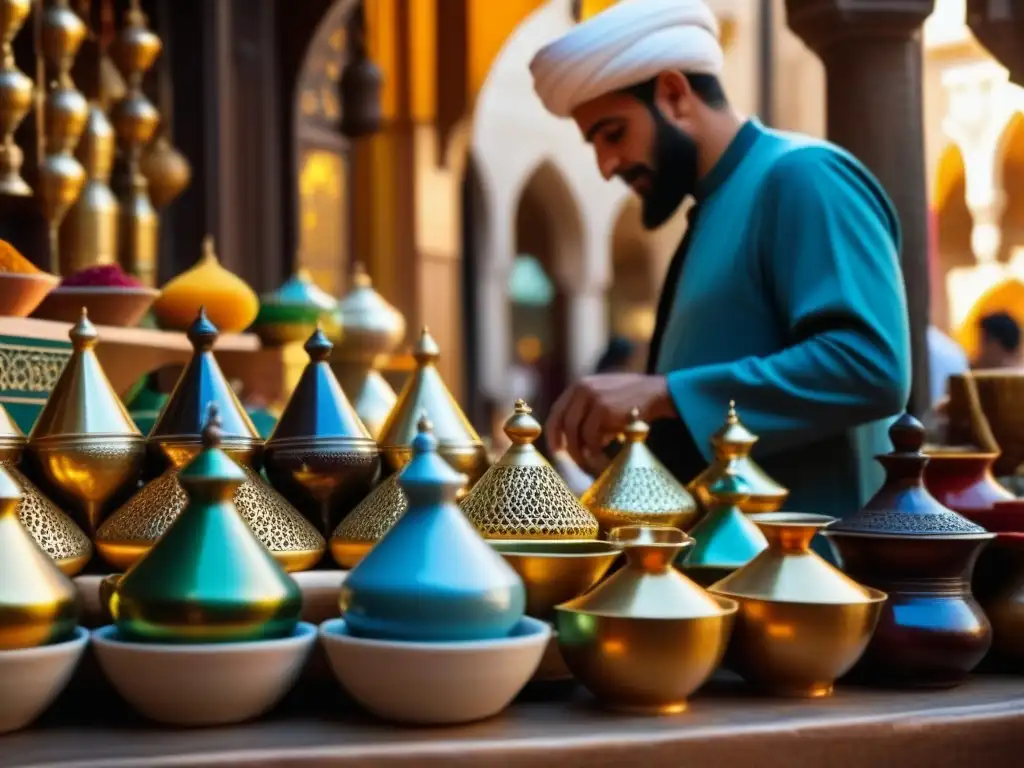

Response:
(828, 414), (988, 537)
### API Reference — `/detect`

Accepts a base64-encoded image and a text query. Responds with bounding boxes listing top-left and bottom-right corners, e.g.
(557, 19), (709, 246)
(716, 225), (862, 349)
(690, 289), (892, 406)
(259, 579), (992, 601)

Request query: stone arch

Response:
(291, 0), (359, 295)
(516, 159), (586, 289)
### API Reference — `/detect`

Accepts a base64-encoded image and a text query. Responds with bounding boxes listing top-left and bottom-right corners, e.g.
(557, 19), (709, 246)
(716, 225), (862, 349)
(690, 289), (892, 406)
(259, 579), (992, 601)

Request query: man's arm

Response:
(665, 146), (912, 460)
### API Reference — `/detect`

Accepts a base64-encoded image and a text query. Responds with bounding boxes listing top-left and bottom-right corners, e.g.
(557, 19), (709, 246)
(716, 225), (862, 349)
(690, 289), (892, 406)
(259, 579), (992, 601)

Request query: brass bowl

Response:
(0, 272), (59, 317)
(710, 592), (887, 698)
(488, 540), (621, 619)
(32, 286), (160, 327)
(554, 597), (737, 714)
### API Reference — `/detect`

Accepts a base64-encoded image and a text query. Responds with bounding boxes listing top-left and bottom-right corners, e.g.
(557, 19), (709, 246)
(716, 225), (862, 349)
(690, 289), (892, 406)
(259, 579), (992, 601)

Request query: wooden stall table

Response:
(1, 673), (1022, 767)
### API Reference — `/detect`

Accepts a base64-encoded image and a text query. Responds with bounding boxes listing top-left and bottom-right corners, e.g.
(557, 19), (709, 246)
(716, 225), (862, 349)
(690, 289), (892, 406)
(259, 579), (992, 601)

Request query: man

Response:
(530, 0), (911, 517)
(973, 312), (1022, 370)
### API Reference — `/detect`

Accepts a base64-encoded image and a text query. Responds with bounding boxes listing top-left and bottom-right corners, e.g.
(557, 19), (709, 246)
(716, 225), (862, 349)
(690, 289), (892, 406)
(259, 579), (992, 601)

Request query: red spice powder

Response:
(61, 264), (144, 288)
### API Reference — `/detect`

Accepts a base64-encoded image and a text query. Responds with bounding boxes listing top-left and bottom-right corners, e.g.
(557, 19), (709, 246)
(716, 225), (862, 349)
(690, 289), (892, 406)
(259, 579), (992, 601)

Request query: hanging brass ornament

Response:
(338, 2), (382, 138)
(378, 327), (488, 490)
(460, 400), (599, 540)
(0, 0), (34, 196)
(139, 129), (190, 209)
(109, 0), (161, 287)
(687, 401), (788, 513)
(0, 465), (79, 650)
(111, 407), (302, 644)
(331, 262), (406, 439)
(264, 327), (380, 537)
(580, 408), (698, 535)
(96, 309), (325, 572)
(27, 309), (145, 536)
(0, 403), (91, 576)
(38, 0), (90, 273)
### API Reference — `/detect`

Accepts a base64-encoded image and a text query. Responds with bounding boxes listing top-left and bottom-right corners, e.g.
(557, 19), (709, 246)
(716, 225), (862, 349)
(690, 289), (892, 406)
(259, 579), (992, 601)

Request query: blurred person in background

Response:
(973, 312), (1023, 370)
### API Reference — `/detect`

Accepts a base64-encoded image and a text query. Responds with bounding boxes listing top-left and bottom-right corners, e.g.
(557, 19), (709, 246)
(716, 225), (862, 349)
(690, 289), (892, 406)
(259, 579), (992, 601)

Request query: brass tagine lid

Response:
(580, 408), (698, 535)
(378, 327), (488, 484)
(0, 403), (92, 576)
(688, 402), (789, 513)
(329, 471), (405, 569)
(710, 513), (880, 604)
(0, 466), (80, 650)
(268, 327), (373, 445)
(459, 400), (599, 540)
(112, 407), (302, 644)
(828, 414), (988, 538)
(30, 310), (141, 440)
(682, 470), (768, 586)
(149, 307), (261, 467)
(559, 527), (726, 619)
(332, 262), (406, 362)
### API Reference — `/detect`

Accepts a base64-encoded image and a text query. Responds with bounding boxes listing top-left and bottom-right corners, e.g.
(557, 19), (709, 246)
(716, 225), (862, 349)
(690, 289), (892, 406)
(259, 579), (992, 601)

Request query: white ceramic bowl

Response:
(0, 626), (88, 734)
(320, 616), (550, 725)
(92, 622), (317, 726)
(292, 569), (347, 625)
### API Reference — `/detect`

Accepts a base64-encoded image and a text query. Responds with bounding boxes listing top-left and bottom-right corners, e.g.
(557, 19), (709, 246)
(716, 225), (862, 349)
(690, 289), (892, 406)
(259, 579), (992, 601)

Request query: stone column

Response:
(785, 0), (935, 417)
(565, 285), (609, 380)
(967, 1), (1024, 86)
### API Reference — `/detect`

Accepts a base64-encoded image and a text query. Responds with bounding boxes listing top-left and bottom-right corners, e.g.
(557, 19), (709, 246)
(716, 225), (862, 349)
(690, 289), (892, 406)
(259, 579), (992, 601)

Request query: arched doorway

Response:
(510, 161), (584, 431)
(935, 144), (972, 331)
(999, 113), (1024, 263)
(608, 198), (658, 370)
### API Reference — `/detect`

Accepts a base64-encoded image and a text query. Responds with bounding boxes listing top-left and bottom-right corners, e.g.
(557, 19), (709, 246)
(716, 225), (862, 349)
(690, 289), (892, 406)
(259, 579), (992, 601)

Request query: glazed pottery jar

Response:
(923, 449), (1012, 517)
(826, 414), (995, 688)
(339, 417), (525, 642)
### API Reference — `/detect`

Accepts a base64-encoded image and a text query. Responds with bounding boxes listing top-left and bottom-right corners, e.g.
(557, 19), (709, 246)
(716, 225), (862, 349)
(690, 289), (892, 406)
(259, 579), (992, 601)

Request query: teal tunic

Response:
(656, 119), (911, 519)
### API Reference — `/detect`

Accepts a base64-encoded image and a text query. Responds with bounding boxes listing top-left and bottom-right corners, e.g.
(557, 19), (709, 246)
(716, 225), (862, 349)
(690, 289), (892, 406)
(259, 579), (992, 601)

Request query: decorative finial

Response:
(504, 400), (542, 445)
(624, 406), (650, 443)
(304, 326), (333, 362)
(889, 413), (925, 454)
(201, 235), (216, 262)
(411, 412), (438, 455)
(201, 404), (222, 449)
(187, 306), (219, 351)
(413, 327), (441, 365)
(726, 400), (738, 422)
(417, 413), (433, 434)
(295, 267), (312, 282)
(69, 307), (98, 348)
(352, 261), (371, 288)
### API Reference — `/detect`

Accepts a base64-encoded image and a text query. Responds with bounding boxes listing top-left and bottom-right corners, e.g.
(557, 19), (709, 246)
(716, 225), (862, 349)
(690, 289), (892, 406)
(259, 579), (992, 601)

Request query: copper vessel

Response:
(687, 402), (788, 514)
(264, 328), (380, 537)
(377, 328), (488, 490)
(329, 471), (404, 568)
(710, 513), (886, 697)
(0, 404), (90, 576)
(0, 466), (79, 650)
(330, 262), (406, 439)
(96, 309), (324, 572)
(27, 310), (145, 536)
(680, 470), (767, 586)
(111, 408), (301, 643)
(978, 533), (1024, 670)
(580, 408), (698, 535)
(826, 414), (995, 688)
(459, 400), (599, 540)
(555, 526), (736, 714)
(947, 370), (1024, 477)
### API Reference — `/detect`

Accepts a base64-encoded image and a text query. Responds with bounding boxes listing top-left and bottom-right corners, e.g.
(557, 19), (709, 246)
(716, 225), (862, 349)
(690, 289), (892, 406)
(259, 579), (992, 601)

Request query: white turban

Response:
(530, 0), (723, 118)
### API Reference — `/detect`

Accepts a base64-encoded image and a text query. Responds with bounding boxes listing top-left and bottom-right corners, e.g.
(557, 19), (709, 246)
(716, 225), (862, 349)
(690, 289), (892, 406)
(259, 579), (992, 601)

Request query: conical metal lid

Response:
(148, 307), (259, 460)
(684, 471), (768, 570)
(30, 309), (141, 439)
(113, 407), (302, 644)
(711, 513), (882, 605)
(580, 408), (697, 532)
(0, 402), (26, 461)
(330, 471), (406, 567)
(332, 262), (406, 362)
(378, 327), (483, 465)
(267, 327), (373, 444)
(829, 414), (988, 537)
(559, 527), (729, 619)
(459, 401), (599, 539)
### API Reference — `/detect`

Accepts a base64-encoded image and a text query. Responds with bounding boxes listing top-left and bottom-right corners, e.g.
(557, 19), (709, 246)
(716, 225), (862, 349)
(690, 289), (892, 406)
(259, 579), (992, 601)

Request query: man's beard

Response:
(618, 111), (699, 230)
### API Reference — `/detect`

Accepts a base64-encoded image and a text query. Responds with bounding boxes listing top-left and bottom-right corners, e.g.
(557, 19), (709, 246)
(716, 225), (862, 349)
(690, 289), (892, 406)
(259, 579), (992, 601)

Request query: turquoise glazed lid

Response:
(339, 416), (525, 642)
(255, 269), (337, 327)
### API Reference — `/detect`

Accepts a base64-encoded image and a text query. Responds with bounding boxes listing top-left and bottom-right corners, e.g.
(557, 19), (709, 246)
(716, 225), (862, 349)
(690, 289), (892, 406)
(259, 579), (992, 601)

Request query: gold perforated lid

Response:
(459, 400), (599, 540)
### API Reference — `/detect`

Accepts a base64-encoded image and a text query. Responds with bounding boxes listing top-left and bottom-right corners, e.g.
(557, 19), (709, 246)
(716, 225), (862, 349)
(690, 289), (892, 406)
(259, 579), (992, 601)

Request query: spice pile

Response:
(0, 240), (44, 274)
(61, 264), (144, 288)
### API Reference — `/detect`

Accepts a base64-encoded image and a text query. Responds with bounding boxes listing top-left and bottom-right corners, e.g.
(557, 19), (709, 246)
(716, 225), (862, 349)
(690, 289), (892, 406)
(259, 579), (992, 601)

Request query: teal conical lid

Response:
(683, 471), (767, 570)
(112, 406), (301, 644)
(267, 328), (372, 442)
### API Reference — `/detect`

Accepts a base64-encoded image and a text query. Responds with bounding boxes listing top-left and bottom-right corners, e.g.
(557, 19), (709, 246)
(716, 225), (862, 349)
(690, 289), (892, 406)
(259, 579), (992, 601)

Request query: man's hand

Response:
(545, 374), (677, 467)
